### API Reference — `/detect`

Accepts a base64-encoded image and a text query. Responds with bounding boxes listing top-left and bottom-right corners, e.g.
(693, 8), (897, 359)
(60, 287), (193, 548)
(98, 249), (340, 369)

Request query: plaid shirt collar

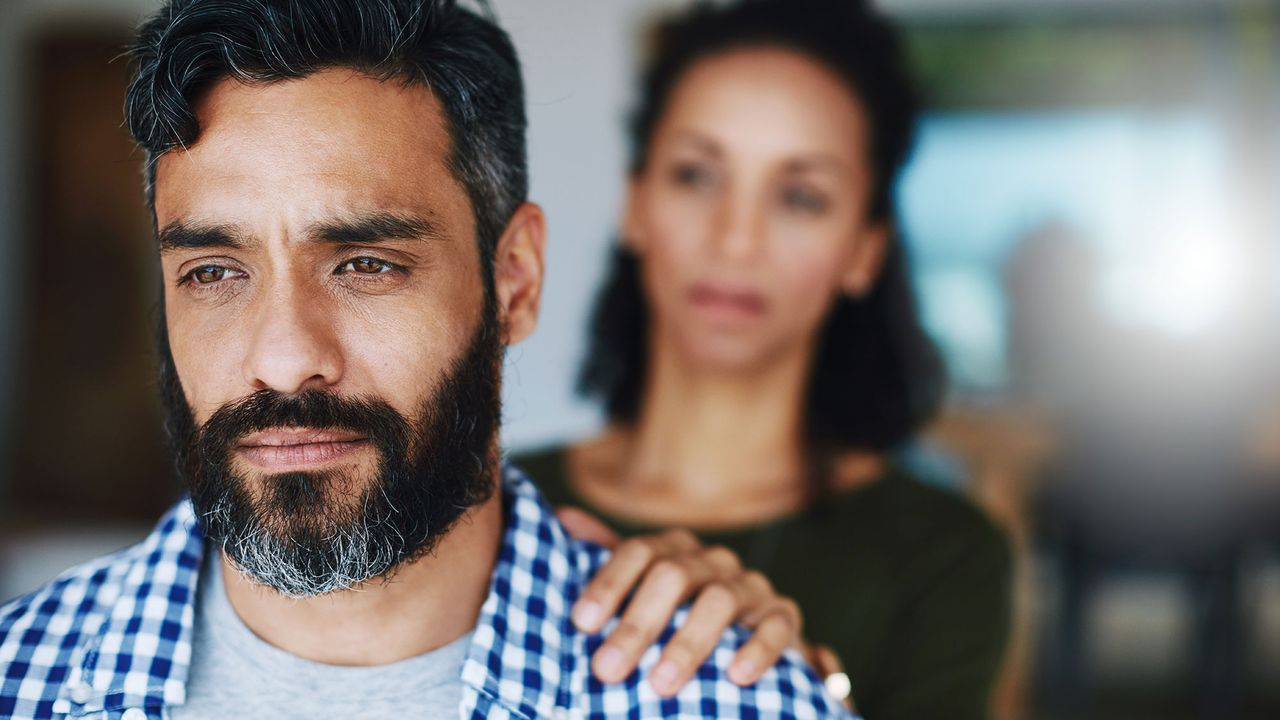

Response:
(2, 464), (847, 719)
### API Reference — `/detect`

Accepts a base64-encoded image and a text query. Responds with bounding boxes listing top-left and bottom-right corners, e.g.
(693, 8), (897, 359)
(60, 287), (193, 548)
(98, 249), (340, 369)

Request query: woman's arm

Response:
(868, 522), (1014, 720)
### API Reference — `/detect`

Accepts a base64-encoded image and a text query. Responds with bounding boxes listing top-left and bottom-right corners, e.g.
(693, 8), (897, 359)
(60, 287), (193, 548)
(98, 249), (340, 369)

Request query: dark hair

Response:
(125, 0), (526, 274)
(579, 0), (945, 455)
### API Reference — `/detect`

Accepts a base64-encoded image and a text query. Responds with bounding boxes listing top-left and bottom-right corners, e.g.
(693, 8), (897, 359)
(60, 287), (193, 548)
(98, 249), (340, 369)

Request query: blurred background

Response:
(0, 0), (1276, 718)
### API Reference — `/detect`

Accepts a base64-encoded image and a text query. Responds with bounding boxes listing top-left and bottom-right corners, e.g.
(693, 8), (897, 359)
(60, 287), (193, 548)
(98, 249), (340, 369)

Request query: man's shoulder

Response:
(488, 466), (849, 718)
(563, 529), (845, 716)
(2, 538), (147, 646)
(0, 500), (203, 718)
(2, 502), (200, 630)
(0, 545), (146, 717)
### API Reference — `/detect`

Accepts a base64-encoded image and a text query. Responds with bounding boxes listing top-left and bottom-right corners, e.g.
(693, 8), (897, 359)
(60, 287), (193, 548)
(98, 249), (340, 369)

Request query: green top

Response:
(512, 446), (1013, 720)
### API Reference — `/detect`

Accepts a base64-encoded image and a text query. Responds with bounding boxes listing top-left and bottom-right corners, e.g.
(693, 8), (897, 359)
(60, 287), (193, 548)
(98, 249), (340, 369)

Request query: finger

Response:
(742, 595), (803, 647)
(699, 545), (743, 577)
(731, 571), (784, 628)
(557, 506), (621, 548)
(591, 552), (726, 683)
(572, 530), (695, 633)
(808, 643), (843, 678)
(571, 537), (659, 632)
(727, 606), (800, 686)
(648, 581), (741, 696)
(656, 527), (702, 553)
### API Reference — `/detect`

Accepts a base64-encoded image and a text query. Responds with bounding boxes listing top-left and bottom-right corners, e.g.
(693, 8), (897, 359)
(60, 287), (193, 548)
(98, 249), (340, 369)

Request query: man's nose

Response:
(241, 281), (344, 394)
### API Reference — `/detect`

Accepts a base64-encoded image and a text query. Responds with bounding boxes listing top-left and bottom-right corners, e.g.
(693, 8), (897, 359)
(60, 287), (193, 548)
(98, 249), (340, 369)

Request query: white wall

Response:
(0, 0), (960, 466)
(490, 0), (688, 451)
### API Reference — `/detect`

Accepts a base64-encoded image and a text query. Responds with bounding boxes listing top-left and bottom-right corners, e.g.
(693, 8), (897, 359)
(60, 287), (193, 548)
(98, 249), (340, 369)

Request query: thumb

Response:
(556, 506), (621, 548)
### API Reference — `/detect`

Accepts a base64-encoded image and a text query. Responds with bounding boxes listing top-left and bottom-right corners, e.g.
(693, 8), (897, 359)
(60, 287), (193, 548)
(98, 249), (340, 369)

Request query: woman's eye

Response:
(781, 186), (829, 215)
(672, 162), (716, 190)
(339, 257), (394, 275)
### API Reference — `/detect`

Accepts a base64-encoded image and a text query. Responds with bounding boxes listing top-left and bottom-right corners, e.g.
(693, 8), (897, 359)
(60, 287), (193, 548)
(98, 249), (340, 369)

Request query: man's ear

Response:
(493, 202), (547, 345)
(841, 222), (890, 298)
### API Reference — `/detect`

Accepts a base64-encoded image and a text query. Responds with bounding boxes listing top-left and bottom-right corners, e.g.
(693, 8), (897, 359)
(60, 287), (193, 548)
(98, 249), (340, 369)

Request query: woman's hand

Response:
(558, 507), (805, 697)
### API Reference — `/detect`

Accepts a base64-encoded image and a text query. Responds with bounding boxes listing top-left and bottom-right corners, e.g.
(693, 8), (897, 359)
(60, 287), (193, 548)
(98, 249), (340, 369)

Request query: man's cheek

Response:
(341, 317), (450, 385)
(171, 343), (240, 424)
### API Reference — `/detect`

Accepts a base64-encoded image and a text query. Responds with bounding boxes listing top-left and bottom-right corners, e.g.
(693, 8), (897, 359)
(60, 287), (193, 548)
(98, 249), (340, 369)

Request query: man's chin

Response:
(215, 503), (406, 598)
(231, 459), (379, 509)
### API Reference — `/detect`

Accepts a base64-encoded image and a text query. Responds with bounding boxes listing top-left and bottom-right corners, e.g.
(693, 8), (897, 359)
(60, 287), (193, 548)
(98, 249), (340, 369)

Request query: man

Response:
(0, 1), (847, 718)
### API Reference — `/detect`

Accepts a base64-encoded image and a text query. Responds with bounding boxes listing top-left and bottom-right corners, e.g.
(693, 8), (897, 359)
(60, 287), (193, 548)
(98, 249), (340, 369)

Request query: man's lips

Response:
(235, 427), (371, 469)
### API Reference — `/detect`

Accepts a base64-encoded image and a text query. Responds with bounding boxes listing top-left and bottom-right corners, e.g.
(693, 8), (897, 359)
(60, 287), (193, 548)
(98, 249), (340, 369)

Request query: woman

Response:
(518, 1), (1012, 717)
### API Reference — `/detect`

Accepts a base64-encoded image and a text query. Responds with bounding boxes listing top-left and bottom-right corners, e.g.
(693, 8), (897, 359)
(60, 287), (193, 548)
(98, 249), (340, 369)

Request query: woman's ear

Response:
(841, 222), (890, 298)
(620, 175), (647, 254)
(493, 202), (547, 345)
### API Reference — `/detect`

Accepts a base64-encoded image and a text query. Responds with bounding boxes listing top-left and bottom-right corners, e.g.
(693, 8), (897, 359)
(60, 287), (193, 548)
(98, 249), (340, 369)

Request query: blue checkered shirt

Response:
(2, 464), (851, 719)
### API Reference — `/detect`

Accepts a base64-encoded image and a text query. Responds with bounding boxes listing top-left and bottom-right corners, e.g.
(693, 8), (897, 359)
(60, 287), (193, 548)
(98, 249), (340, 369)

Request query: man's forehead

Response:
(153, 69), (463, 227)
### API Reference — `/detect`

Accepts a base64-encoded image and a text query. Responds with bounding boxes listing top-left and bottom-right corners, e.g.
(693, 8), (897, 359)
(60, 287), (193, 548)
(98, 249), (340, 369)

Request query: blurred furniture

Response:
(5, 29), (177, 524)
(926, 403), (1056, 720)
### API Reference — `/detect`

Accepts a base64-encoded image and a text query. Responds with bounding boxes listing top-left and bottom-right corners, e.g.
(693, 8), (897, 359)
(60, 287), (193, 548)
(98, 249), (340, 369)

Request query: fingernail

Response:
(651, 660), (680, 693)
(729, 658), (758, 685)
(595, 646), (625, 679)
(573, 600), (602, 630)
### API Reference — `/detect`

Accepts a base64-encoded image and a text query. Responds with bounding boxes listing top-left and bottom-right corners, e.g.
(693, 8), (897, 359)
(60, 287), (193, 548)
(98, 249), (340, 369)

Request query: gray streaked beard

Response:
(159, 300), (502, 598)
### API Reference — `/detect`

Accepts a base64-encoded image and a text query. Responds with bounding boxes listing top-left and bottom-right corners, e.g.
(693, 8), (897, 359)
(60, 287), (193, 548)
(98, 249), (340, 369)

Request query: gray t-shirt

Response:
(171, 550), (470, 719)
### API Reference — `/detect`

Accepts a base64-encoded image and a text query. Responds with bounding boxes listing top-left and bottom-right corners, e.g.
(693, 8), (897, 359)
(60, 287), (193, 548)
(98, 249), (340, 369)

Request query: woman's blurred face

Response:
(627, 47), (886, 372)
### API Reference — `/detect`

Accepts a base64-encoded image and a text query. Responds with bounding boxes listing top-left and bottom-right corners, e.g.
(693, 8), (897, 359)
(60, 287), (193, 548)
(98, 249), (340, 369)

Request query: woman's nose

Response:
(710, 193), (766, 263)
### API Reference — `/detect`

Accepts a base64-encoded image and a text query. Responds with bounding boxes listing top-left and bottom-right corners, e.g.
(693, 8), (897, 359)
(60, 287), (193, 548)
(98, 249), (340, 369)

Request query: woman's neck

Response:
(573, 330), (886, 529)
(625, 334), (814, 503)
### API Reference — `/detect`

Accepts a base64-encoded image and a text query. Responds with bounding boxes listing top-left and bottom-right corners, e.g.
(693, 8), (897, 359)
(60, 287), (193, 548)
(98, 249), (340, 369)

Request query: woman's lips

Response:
(235, 428), (371, 470)
(687, 283), (768, 323)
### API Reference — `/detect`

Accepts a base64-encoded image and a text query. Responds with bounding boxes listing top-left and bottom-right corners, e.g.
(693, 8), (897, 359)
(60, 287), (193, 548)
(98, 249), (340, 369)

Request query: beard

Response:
(158, 300), (503, 598)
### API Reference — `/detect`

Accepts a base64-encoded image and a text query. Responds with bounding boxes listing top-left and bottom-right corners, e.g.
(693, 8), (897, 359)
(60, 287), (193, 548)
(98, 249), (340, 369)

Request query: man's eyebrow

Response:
(157, 222), (245, 251)
(307, 212), (445, 245)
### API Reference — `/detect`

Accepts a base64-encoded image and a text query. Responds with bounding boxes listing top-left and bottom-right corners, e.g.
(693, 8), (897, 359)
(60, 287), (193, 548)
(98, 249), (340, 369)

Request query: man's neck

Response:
(218, 488), (503, 667)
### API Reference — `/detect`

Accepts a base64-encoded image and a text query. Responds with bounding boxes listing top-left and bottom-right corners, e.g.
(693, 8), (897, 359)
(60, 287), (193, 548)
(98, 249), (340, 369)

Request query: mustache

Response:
(199, 389), (411, 455)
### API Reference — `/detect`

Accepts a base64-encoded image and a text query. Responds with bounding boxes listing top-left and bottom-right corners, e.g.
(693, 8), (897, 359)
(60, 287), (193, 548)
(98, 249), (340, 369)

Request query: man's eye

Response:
(187, 265), (231, 285)
(338, 257), (395, 275)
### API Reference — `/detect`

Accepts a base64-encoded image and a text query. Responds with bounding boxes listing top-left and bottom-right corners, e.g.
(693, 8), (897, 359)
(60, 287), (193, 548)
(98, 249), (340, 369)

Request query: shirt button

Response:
(122, 708), (148, 720)
(68, 683), (92, 704)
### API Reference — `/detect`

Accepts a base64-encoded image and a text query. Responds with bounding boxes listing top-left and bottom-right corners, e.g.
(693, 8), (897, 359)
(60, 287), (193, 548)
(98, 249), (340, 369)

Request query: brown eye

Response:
(672, 162), (716, 190)
(191, 266), (227, 284)
(339, 257), (393, 275)
(781, 186), (829, 215)
(340, 253), (399, 272)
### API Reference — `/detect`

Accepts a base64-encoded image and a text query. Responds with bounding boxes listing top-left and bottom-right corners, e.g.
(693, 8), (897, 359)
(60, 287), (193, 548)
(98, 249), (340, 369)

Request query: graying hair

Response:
(125, 0), (527, 273)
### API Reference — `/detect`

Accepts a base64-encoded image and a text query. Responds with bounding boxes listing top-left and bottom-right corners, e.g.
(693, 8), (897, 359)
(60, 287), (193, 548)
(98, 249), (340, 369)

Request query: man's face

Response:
(153, 69), (505, 596)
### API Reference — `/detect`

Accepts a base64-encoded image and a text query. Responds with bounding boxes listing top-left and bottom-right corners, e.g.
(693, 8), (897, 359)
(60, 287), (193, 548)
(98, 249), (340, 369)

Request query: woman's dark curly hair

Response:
(578, 0), (945, 455)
